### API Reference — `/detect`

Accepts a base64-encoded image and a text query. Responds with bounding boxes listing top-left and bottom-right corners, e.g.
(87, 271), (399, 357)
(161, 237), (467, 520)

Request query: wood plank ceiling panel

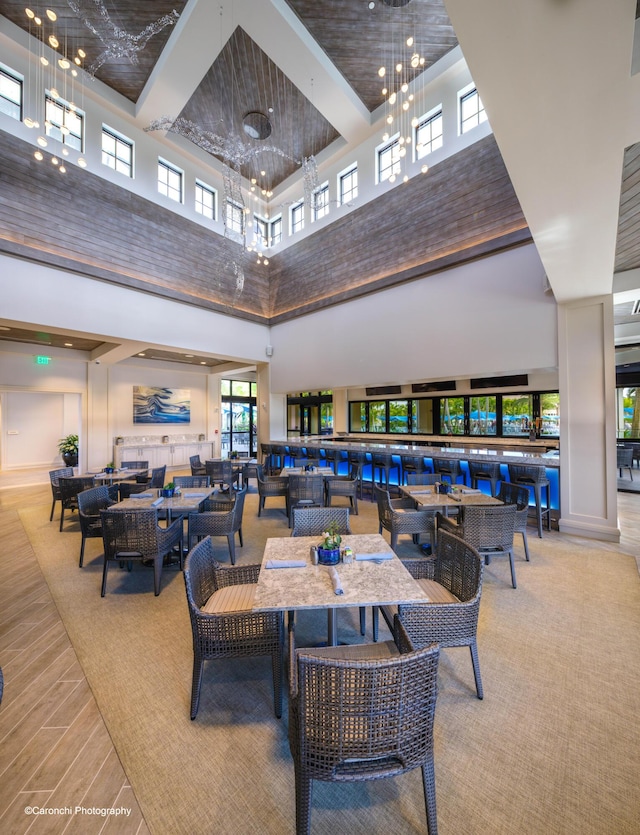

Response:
(177, 27), (340, 190)
(615, 142), (640, 274)
(0, 130), (271, 322)
(0, 0), (187, 102)
(268, 135), (531, 321)
(285, 0), (458, 111)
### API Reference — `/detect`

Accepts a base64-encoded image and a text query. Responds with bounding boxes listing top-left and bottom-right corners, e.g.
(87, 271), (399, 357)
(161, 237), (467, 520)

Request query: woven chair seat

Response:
(201, 582), (256, 614)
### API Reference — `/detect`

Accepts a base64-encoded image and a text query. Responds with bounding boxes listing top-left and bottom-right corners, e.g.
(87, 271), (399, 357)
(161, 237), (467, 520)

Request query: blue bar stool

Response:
(468, 460), (501, 496)
(507, 464), (551, 538)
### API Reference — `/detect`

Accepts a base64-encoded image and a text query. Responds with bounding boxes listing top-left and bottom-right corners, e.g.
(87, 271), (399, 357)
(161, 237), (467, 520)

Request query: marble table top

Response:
(399, 484), (503, 510)
(115, 487), (215, 515)
(254, 534), (428, 613)
(279, 466), (334, 476)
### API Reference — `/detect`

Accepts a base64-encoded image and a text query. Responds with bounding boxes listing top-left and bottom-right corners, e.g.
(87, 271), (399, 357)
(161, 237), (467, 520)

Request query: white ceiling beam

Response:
(135, 0), (232, 126)
(444, 0), (636, 303)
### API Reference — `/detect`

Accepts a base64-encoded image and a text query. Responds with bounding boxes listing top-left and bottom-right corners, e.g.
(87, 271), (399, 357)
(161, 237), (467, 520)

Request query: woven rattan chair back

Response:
(395, 530), (484, 699)
(205, 459), (234, 489)
(77, 485), (115, 567)
(289, 619), (440, 834)
(189, 455), (207, 476)
(324, 464), (359, 514)
(291, 507), (351, 538)
(257, 472), (288, 516)
(497, 482), (531, 560)
(183, 537), (284, 720)
(617, 446), (633, 478)
(406, 473), (440, 486)
(49, 467), (74, 522)
(287, 475), (325, 526)
(458, 503), (517, 552)
(174, 475), (211, 488)
(100, 508), (182, 596)
(187, 486), (247, 563)
(58, 476), (96, 531)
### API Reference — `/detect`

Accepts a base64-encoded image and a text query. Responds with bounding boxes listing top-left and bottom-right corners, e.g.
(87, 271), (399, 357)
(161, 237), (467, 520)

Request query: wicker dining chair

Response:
(205, 459), (238, 491)
(382, 529), (485, 699)
(290, 506), (351, 538)
(287, 474), (325, 527)
(183, 537), (284, 721)
(99, 507), (183, 596)
(324, 463), (359, 514)
(616, 446), (634, 481)
(189, 454), (207, 476)
(58, 476), (96, 531)
(135, 465), (166, 487)
(374, 484), (436, 551)
(496, 481), (531, 561)
(257, 471), (289, 516)
(288, 616), (440, 835)
(187, 486), (248, 564)
(48, 466), (74, 522)
(77, 484), (118, 567)
(174, 475), (211, 489)
(436, 502), (518, 588)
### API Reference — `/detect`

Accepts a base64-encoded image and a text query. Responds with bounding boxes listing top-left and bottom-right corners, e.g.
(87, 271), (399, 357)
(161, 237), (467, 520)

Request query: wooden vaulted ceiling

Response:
(0, 0), (638, 348)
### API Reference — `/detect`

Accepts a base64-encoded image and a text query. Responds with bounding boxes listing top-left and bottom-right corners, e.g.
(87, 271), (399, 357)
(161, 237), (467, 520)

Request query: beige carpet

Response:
(19, 490), (640, 835)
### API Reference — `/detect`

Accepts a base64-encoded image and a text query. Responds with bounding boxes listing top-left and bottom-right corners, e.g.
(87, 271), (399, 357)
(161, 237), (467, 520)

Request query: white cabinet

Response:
(114, 442), (214, 470)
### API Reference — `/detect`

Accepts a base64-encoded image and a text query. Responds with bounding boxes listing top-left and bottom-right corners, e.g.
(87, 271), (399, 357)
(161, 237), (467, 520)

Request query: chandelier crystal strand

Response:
(66, 1), (180, 75)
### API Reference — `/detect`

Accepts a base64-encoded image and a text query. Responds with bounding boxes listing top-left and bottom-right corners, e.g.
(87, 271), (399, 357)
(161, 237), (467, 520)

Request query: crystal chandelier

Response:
(374, 0), (430, 184)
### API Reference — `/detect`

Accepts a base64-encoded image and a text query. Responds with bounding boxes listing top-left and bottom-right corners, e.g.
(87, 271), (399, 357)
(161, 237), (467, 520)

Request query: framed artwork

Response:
(133, 386), (191, 424)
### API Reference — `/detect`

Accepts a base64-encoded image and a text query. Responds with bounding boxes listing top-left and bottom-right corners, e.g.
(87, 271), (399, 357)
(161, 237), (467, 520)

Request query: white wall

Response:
(269, 243), (557, 393)
(0, 254), (271, 363)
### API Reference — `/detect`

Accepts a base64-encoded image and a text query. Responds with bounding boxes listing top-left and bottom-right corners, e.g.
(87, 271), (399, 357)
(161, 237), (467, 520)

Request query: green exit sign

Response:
(35, 355), (51, 365)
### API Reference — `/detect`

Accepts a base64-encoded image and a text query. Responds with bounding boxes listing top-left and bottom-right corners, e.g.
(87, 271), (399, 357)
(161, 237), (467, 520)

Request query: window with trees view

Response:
(502, 395), (533, 436)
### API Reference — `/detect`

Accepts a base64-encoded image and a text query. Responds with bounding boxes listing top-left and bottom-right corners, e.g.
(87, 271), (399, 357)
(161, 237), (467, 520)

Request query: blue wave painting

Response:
(133, 386), (191, 424)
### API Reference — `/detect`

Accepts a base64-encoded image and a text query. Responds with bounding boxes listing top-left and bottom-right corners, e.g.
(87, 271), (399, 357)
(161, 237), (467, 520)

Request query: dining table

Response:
(84, 468), (148, 485)
(279, 466), (334, 477)
(113, 487), (215, 523)
(399, 483), (503, 515)
(254, 533), (429, 646)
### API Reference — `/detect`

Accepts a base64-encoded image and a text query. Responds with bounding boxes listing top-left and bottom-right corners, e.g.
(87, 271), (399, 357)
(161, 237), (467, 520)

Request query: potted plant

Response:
(58, 434), (79, 467)
(317, 520), (342, 566)
(104, 462), (115, 474)
(162, 482), (176, 498)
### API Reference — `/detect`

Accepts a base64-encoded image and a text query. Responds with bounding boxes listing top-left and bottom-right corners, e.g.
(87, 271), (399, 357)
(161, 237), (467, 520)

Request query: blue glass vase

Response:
(317, 547), (340, 566)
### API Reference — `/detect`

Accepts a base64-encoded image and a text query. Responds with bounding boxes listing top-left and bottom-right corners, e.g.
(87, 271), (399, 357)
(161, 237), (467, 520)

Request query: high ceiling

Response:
(0, 0), (457, 188)
(1, 0), (640, 369)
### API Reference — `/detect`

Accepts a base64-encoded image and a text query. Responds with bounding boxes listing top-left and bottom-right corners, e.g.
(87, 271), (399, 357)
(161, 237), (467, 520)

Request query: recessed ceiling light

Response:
(64, 342), (73, 347)
(184, 354), (194, 358)
(0, 326), (11, 331)
(138, 353), (146, 357)
(200, 361), (207, 365)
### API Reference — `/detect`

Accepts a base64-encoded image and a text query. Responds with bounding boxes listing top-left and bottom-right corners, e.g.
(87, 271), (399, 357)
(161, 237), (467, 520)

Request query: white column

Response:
(86, 362), (110, 471)
(557, 295), (619, 541)
(256, 362), (287, 444)
(332, 389), (348, 433)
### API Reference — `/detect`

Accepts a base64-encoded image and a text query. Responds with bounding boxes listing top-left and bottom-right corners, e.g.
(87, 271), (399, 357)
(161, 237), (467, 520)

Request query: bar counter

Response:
(268, 436), (561, 524)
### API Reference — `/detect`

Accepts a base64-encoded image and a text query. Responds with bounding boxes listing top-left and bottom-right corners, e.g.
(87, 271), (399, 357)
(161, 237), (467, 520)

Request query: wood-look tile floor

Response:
(1, 471), (638, 835)
(0, 480), (150, 835)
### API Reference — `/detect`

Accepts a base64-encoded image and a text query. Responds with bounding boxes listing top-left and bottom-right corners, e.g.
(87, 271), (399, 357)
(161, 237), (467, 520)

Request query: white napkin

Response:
(130, 492), (153, 499)
(355, 552), (393, 561)
(185, 492), (206, 497)
(151, 497), (164, 507)
(265, 559), (306, 569)
(328, 566), (344, 595)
